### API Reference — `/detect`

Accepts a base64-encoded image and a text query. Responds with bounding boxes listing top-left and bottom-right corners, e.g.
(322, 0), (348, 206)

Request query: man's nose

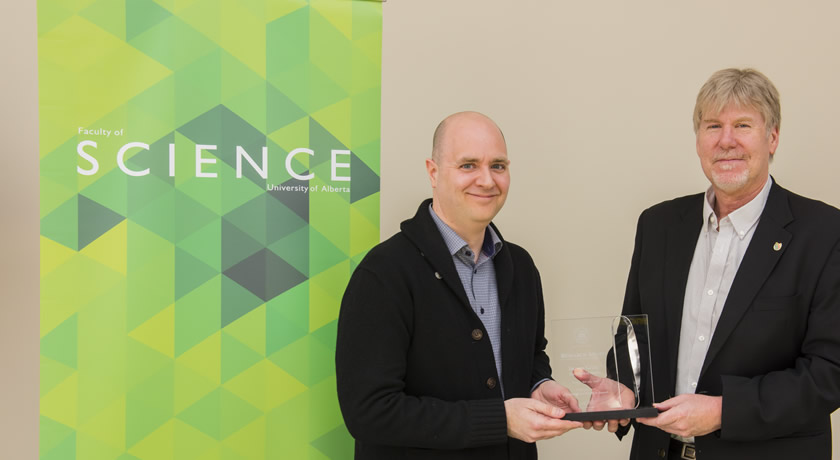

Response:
(475, 166), (494, 187)
(719, 126), (737, 149)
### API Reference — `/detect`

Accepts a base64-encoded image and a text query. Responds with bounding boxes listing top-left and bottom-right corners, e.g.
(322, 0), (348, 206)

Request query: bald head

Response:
(425, 111), (510, 249)
(431, 111), (506, 163)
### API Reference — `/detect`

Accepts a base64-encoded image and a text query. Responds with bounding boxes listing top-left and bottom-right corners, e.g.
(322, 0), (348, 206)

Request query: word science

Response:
(76, 141), (352, 182)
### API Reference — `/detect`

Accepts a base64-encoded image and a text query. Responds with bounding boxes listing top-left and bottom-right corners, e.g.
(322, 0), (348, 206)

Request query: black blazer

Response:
(621, 179), (840, 459)
(336, 199), (552, 460)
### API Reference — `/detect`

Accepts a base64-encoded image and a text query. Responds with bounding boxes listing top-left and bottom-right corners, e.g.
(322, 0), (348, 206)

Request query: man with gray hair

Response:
(618, 68), (840, 459)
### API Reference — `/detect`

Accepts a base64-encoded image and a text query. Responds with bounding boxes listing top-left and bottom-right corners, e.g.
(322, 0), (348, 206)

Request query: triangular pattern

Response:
(221, 415), (266, 460)
(222, 248), (307, 303)
(175, 247), (219, 300)
(81, 218), (129, 276)
(267, 334), (334, 388)
(80, 0), (127, 40)
(222, 359), (306, 412)
(222, 304), (266, 355)
(349, 151), (379, 204)
(126, 365), (175, 448)
(78, 194), (125, 249)
(77, 398), (127, 453)
(128, 304), (175, 358)
(220, 332), (263, 383)
(41, 314), (78, 369)
(126, 0), (173, 41)
(41, 356), (77, 398)
(220, 271), (269, 328)
(265, 282), (309, 356)
(311, 425), (354, 460)
(39, 1), (381, 459)
(40, 416), (75, 459)
(176, 388), (262, 440)
(41, 195), (80, 250)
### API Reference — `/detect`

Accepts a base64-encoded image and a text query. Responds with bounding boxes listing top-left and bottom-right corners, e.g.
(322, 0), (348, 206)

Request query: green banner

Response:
(38, 1), (381, 458)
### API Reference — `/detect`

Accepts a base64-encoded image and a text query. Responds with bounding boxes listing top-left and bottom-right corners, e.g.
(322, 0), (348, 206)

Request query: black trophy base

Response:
(562, 407), (658, 422)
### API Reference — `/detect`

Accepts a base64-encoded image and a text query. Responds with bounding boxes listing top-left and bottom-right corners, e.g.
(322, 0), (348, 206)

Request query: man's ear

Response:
(768, 125), (780, 155)
(425, 158), (438, 188)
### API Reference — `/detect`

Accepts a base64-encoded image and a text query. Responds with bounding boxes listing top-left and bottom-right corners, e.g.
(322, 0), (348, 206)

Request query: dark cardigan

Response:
(336, 199), (553, 460)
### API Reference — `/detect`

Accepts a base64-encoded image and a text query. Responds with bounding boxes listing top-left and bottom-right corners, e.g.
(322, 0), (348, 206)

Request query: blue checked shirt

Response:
(429, 205), (505, 392)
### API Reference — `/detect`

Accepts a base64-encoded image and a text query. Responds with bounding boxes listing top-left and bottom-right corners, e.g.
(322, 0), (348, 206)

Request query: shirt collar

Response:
(703, 175), (772, 239)
(428, 204), (503, 258)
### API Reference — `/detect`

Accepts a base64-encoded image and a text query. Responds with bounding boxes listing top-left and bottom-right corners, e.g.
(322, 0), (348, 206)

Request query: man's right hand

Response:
(573, 368), (633, 432)
(504, 398), (583, 443)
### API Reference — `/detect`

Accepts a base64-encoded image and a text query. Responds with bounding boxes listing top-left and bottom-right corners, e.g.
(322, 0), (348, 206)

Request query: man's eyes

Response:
(705, 123), (751, 129)
(459, 162), (507, 170)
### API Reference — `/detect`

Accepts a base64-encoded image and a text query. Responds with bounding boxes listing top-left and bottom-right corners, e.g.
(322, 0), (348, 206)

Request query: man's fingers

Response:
(540, 417), (584, 435)
(653, 395), (683, 412)
(523, 408), (583, 440)
(640, 394), (721, 438)
(636, 416), (658, 426)
(557, 391), (582, 413)
(507, 398), (584, 442)
(530, 399), (566, 419)
(638, 404), (678, 429)
(572, 368), (601, 388)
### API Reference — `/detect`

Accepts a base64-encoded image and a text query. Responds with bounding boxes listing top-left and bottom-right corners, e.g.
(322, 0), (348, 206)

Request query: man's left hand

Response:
(636, 394), (722, 438)
(530, 380), (582, 415)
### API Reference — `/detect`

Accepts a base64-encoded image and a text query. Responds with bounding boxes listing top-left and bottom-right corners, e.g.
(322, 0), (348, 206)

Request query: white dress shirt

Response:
(674, 176), (772, 440)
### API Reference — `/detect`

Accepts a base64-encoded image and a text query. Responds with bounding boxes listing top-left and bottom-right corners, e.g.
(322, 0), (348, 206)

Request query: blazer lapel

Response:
(700, 181), (794, 377)
(664, 197), (704, 394)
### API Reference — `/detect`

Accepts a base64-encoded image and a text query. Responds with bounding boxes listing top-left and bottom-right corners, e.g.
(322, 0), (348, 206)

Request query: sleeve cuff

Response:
(529, 378), (552, 395)
(466, 399), (509, 447)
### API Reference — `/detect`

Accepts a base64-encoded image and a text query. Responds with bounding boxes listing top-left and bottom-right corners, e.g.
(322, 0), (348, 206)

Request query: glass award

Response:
(550, 314), (657, 421)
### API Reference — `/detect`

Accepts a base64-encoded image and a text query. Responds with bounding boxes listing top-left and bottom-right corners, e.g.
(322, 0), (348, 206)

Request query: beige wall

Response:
(380, 1), (840, 458)
(3, 0), (839, 458)
(1, 1), (40, 458)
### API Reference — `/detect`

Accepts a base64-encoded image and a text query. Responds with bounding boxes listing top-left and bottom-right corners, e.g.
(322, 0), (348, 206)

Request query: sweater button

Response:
(657, 448), (666, 458)
(486, 377), (497, 389)
(434, 272), (442, 279)
(471, 329), (483, 341)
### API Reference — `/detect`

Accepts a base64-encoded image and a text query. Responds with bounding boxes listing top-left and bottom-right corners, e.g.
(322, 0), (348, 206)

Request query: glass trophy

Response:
(550, 314), (657, 421)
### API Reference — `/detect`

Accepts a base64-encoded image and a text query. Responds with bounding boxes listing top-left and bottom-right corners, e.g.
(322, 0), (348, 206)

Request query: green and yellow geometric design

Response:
(38, 1), (381, 458)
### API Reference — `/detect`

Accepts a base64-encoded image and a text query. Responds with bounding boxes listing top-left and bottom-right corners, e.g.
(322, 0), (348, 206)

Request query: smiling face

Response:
(696, 103), (779, 200)
(426, 113), (510, 237)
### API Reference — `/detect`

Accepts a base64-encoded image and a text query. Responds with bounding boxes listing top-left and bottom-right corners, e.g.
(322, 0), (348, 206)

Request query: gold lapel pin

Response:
(773, 242), (783, 251)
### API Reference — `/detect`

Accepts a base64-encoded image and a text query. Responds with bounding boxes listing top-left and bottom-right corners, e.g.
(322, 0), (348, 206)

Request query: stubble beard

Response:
(707, 149), (751, 194)
(710, 164), (750, 194)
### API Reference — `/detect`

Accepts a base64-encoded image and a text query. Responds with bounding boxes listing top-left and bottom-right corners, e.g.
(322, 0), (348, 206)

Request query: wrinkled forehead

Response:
(696, 94), (774, 132)
(700, 94), (760, 119)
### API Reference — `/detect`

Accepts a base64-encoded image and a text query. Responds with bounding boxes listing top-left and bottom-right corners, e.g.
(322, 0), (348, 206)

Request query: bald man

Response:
(336, 112), (582, 460)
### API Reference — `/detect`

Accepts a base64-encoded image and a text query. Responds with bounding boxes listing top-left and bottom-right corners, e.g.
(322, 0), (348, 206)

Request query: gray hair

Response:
(693, 68), (781, 135)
